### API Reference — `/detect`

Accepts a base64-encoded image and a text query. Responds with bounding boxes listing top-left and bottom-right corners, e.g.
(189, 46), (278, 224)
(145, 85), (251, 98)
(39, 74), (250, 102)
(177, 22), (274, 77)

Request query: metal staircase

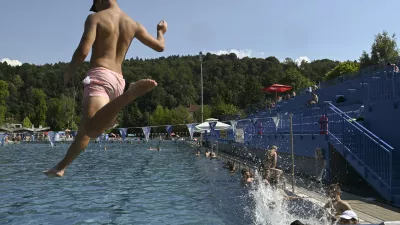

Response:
(325, 103), (399, 205)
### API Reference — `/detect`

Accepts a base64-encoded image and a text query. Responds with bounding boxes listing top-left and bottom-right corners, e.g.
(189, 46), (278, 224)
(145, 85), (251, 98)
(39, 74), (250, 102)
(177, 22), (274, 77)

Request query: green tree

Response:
(46, 98), (65, 130)
(171, 105), (192, 125)
(324, 61), (360, 81)
(0, 45), (389, 127)
(22, 117), (33, 128)
(210, 96), (240, 118)
(0, 106), (6, 125)
(359, 51), (374, 68)
(193, 105), (212, 122)
(299, 59), (339, 82)
(360, 31), (399, 68)
(0, 80), (9, 105)
(239, 75), (264, 112)
(149, 105), (172, 125)
(120, 103), (146, 127)
(60, 94), (77, 129)
(70, 121), (78, 130)
(29, 88), (48, 127)
(12, 75), (24, 89)
(280, 68), (313, 91)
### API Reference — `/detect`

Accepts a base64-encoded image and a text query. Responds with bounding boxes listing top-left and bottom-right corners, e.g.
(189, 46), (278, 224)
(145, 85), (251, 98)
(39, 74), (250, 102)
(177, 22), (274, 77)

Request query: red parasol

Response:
(262, 84), (292, 99)
(262, 84), (292, 93)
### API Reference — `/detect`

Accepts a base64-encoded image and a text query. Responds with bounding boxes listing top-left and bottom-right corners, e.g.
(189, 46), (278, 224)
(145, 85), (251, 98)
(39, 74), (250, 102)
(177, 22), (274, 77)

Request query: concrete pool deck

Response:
(213, 149), (400, 224)
(288, 178), (400, 224)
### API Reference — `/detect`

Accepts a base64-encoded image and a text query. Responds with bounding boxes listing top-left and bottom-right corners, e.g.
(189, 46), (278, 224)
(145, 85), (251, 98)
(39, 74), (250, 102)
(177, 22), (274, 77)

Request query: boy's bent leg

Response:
(85, 79), (157, 138)
(43, 96), (110, 177)
(43, 133), (90, 177)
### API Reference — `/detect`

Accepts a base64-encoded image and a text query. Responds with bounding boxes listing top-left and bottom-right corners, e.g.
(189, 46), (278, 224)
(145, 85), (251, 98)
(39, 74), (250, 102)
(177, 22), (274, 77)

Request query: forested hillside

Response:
(0, 31), (397, 130)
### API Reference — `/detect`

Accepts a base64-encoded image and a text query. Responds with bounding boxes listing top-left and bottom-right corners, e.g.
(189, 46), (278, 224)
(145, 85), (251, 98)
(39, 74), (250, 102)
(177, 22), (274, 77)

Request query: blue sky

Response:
(1, 0), (399, 66)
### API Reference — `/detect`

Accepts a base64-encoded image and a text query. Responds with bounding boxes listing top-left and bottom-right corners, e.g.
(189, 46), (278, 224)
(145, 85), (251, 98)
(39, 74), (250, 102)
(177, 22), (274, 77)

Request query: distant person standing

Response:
(387, 63), (399, 73)
(264, 145), (278, 169)
(315, 147), (326, 183)
(263, 145), (282, 185)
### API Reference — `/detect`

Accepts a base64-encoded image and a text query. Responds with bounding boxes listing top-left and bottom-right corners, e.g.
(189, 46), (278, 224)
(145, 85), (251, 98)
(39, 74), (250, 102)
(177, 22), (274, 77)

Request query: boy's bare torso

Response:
(89, 9), (136, 74)
(326, 199), (352, 216)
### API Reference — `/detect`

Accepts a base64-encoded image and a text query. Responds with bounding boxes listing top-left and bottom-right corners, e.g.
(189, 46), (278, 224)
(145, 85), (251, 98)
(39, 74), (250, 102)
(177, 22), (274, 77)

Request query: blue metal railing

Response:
(320, 56), (400, 88)
(368, 71), (400, 102)
(218, 104), (394, 191)
(327, 103), (393, 192)
(224, 109), (363, 139)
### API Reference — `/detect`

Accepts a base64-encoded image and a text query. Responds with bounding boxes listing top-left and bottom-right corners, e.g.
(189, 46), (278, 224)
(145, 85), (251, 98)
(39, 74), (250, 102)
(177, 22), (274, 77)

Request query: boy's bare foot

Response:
(125, 79), (157, 101)
(43, 167), (65, 177)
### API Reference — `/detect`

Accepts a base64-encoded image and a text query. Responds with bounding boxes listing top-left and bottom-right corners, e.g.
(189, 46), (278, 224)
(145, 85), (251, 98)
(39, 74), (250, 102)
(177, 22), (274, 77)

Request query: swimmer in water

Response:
(241, 169), (254, 183)
(43, 0), (167, 177)
(324, 184), (352, 222)
(210, 152), (216, 158)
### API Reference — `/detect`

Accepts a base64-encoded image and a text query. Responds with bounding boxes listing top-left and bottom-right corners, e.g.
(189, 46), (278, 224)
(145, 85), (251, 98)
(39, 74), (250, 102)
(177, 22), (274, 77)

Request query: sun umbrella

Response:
(262, 84), (292, 99)
(194, 121), (231, 132)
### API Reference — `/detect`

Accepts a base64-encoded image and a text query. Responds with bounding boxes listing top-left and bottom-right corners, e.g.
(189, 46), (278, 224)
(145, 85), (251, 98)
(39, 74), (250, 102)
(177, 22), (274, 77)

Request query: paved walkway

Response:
(214, 150), (400, 224)
(290, 181), (400, 224)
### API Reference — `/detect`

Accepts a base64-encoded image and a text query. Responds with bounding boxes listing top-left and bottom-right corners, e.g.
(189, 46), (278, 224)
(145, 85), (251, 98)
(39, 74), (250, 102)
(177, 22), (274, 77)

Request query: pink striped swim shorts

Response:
(83, 67), (126, 100)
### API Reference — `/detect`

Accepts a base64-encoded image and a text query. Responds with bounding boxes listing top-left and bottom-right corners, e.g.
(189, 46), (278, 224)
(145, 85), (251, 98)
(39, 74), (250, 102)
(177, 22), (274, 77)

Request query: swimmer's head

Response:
(328, 183), (341, 197)
(271, 145), (278, 151)
(90, 0), (116, 12)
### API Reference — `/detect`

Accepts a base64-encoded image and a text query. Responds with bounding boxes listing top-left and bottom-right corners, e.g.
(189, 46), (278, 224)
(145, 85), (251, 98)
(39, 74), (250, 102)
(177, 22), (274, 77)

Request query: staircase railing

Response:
(368, 71), (400, 102)
(326, 103), (393, 192)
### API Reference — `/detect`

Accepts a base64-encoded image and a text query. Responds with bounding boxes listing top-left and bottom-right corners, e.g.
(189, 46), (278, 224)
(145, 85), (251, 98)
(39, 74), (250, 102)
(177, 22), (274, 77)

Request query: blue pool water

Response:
(0, 141), (253, 225)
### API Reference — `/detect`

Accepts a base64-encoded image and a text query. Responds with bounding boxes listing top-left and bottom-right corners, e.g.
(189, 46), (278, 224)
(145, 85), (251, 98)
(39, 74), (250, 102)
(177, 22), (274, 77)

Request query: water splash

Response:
(248, 172), (330, 225)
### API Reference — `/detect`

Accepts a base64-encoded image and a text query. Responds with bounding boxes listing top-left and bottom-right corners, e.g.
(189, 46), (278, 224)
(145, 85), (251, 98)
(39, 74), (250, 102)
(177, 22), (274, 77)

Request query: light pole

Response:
(199, 51), (204, 123)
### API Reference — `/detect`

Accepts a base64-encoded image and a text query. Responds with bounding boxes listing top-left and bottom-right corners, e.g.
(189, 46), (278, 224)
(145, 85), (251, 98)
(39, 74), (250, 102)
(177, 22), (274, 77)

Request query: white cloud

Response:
(208, 49), (265, 59)
(1, 58), (22, 67)
(295, 56), (311, 66)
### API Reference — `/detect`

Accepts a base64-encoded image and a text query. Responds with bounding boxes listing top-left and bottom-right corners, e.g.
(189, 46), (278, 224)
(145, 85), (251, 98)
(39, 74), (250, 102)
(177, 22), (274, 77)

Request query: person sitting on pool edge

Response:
(324, 184), (352, 222)
(228, 162), (236, 173)
(338, 210), (359, 224)
(223, 161), (232, 167)
(210, 152), (216, 158)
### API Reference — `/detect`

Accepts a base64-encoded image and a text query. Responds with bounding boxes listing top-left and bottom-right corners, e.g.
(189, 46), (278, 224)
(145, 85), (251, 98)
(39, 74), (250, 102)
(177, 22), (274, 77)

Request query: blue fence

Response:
(368, 72), (400, 102)
(326, 103), (394, 191)
(217, 102), (394, 192)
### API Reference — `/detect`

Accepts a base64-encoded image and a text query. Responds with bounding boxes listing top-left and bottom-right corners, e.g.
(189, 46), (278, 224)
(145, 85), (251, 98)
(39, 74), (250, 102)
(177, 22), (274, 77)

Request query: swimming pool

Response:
(1, 140), (332, 225)
(0, 141), (254, 224)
